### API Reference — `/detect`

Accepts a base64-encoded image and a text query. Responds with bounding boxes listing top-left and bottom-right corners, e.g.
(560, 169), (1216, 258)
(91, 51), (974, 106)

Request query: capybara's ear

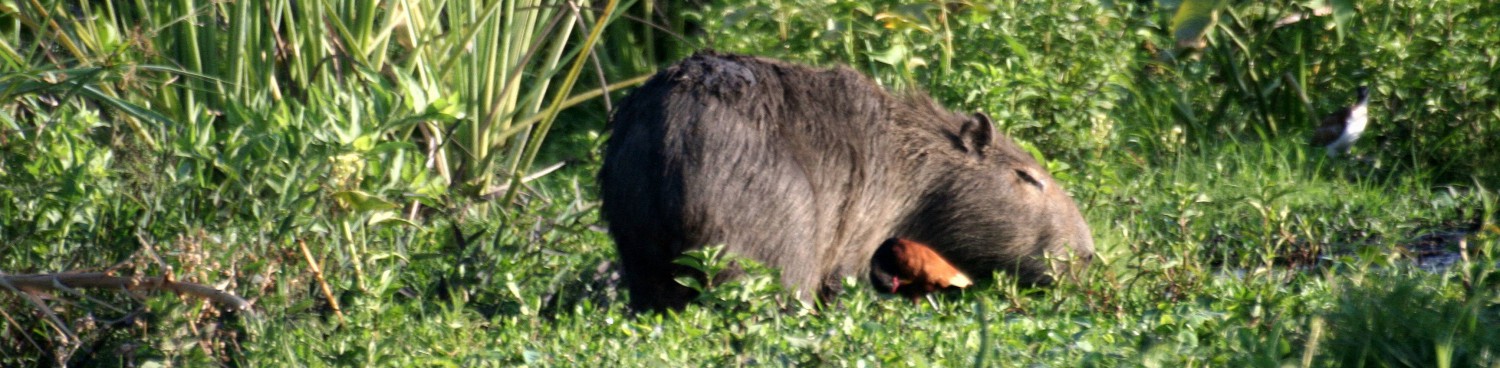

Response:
(956, 112), (996, 157)
(972, 112), (994, 127)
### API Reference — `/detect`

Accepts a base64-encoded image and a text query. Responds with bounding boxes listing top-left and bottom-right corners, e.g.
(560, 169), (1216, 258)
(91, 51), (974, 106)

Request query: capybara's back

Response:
(600, 53), (1094, 310)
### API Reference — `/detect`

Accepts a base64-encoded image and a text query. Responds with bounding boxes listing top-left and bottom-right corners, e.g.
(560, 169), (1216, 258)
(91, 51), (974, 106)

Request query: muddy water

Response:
(1215, 228), (1492, 280)
(1407, 230), (1483, 273)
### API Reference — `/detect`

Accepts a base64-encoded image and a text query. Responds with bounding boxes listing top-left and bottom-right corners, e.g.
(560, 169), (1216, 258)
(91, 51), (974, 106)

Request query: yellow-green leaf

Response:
(1171, 0), (1222, 51)
(332, 190), (400, 212)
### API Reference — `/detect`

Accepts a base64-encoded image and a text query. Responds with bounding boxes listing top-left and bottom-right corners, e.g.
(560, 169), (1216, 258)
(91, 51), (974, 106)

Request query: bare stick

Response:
(480, 160), (567, 200)
(136, 233), (175, 283)
(0, 287), (52, 352)
(0, 271), (79, 343)
(42, 275), (132, 315)
(1, 273), (252, 312)
(299, 240), (345, 324)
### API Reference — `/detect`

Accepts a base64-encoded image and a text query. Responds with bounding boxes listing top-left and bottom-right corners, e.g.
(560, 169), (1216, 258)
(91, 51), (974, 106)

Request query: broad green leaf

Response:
(368, 211), (417, 228)
(332, 190), (400, 212)
(1331, 0), (1357, 42)
(1171, 0), (1222, 51)
(868, 43), (908, 66)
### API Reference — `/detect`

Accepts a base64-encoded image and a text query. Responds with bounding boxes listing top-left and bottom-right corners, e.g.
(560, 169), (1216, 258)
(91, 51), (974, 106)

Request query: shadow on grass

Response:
(1320, 264), (1500, 366)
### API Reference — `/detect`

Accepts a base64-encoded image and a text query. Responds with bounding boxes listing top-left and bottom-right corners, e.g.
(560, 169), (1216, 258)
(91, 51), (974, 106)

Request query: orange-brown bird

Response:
(870, 238), (973, 304)
(1311, 86), (1371, 157)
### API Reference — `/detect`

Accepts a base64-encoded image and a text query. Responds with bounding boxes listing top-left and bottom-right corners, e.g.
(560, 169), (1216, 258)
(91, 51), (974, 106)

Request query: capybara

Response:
(870, 238), (973, 300)
(599, 52), (1094, 310)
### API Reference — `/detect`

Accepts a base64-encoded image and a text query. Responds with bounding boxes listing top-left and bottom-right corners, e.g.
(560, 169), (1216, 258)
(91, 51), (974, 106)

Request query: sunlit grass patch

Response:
(3, 0), (1498, 366)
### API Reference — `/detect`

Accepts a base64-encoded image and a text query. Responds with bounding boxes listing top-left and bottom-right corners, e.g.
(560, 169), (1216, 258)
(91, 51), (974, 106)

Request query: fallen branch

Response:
(0, 273), (252, 312)
(0, 274), (75, 343)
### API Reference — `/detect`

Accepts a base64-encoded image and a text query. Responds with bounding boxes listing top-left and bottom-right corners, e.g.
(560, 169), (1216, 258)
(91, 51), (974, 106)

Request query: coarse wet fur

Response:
(599, 52), (1095, 311)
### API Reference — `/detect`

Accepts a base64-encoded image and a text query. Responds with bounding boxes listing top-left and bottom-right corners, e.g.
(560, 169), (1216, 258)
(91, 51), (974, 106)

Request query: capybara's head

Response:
(897, 112), (1094, 285)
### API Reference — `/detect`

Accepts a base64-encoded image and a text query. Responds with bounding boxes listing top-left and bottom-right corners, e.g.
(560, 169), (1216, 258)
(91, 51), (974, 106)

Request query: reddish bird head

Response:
(870, 238), (973, 300)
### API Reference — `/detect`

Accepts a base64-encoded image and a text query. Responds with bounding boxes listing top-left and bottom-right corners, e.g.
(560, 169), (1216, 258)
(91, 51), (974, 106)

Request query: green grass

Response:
(3, 0), (1500, 366)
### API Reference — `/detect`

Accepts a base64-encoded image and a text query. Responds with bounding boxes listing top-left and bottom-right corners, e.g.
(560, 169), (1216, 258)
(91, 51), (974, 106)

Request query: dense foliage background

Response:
(2, 0), (1498, 366)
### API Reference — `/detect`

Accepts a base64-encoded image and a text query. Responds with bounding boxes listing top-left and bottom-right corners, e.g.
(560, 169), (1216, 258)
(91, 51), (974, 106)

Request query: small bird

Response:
(1311, 86), (1371, 157)
(870, 238), (973, 305)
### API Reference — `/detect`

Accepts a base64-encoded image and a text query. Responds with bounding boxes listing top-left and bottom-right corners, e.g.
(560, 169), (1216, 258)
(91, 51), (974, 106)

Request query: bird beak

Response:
(925, 294), (940, 309)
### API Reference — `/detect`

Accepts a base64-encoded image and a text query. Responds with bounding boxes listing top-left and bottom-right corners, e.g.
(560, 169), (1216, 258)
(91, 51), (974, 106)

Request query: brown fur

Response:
(599, 52), (1094, 310)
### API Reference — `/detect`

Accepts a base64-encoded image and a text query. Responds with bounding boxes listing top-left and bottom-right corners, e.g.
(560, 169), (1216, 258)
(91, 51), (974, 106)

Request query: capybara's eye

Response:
(1016, 169), (1046, 191)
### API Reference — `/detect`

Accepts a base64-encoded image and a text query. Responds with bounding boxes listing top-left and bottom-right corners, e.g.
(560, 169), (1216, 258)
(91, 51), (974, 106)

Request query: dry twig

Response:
(299, 240), (345, 324)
